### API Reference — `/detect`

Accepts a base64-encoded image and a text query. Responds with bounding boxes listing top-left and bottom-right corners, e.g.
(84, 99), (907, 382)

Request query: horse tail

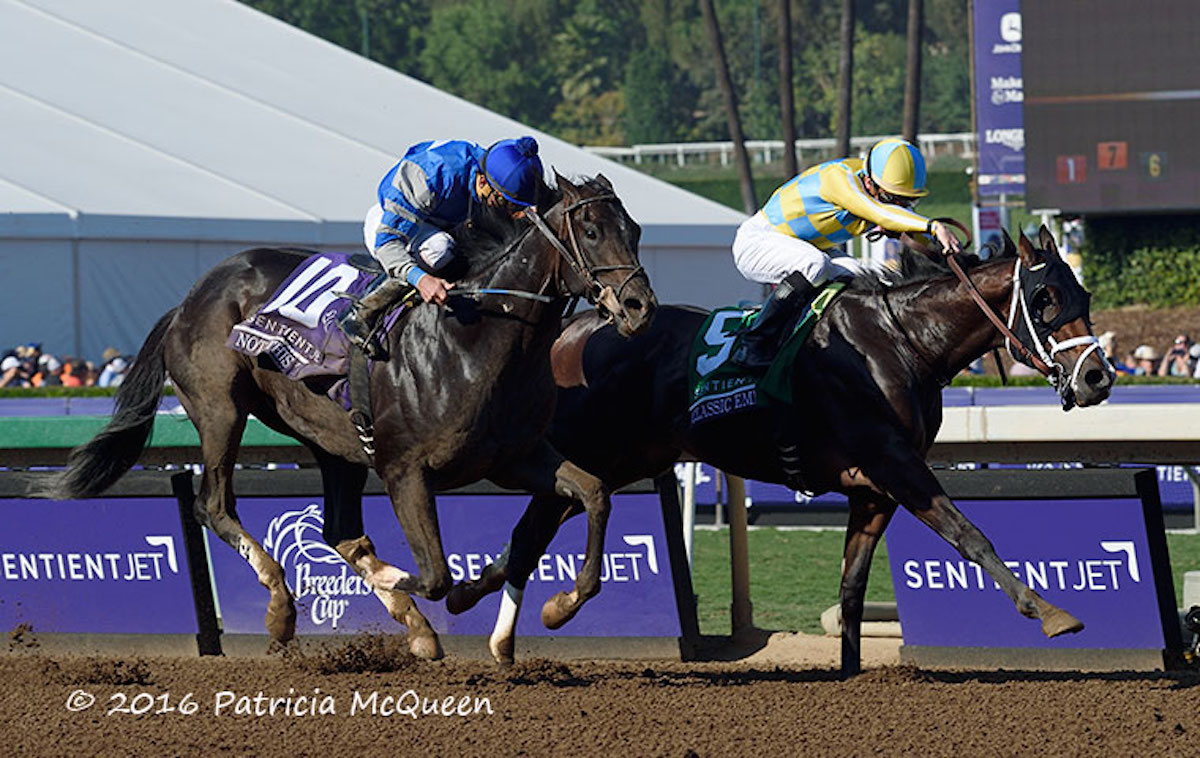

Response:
(42, 308), (177, 499)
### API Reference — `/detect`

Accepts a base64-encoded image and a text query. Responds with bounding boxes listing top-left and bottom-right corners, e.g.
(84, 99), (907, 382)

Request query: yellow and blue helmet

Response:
(865, 138), (928, 198)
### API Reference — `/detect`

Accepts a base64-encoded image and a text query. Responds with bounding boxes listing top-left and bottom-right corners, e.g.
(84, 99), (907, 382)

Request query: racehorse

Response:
(46, 173), (657, 660)
(446, 227), (1116, 674)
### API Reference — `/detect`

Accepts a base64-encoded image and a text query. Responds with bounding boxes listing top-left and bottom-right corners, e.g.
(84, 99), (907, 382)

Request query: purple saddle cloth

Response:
(225, 252), (409, 409)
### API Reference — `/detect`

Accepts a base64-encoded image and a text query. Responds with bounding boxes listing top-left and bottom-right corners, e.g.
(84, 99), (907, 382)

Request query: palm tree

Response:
(835, 0), (855, 157)
(700, 0), (757, 214)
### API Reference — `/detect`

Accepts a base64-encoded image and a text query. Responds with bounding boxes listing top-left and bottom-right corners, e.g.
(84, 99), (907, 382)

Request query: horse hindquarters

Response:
(166, 301), (299, 645)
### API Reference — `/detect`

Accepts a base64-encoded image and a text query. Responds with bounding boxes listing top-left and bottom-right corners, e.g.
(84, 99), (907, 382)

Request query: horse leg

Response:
(491, 441), (611, 633)
(383, 468), (453, 604)
(877, 457), (1083, 637)
(446, 493), (580, 664)
(839, 487), (897, 678)
(313, 450), (441, 660)
(176, 386), (296, 644)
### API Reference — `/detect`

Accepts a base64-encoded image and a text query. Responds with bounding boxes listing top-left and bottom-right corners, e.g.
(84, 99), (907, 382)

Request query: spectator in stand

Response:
(1157, 334), (1194, 378)
(1131, 344), (1161, 376)
(1192, 344), (1200, 379)
(0, 355), (29, 387)
(98, 356), (129, 388)
(1099, 331), (1136, 375)
(31, 354), (63, 387)
(60, 357), (84, 388)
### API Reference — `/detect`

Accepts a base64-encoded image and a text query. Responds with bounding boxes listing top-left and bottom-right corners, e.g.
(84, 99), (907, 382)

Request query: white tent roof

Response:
(0, 0), (744, 245)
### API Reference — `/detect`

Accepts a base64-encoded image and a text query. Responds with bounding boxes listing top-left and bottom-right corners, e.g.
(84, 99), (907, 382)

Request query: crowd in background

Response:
(0, 343), (129, 389)
(1099, 332), (1200, 379)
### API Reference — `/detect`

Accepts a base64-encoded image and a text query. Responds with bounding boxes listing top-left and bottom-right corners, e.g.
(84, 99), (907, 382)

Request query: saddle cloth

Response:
(225, 252), (412, 409)
(686, 281), (845, 426)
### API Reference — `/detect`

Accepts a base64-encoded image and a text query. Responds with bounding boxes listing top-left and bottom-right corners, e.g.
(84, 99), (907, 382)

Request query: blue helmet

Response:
(482, 136), (543, 207)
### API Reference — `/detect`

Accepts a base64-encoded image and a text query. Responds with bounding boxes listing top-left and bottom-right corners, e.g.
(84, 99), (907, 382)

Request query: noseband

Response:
(526, 194), (646, 305)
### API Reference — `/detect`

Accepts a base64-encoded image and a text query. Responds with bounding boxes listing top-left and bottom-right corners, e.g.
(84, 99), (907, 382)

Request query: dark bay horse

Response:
(47, 174), (657, 659)
(448, 227), (1116, 672)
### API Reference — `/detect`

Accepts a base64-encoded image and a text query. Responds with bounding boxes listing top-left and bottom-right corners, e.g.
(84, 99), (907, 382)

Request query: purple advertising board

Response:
(208, 493), (682, 638)
(973, 0), (1025, 196)
(0, 498), (197, 634)
(887, 482), (1177, 655)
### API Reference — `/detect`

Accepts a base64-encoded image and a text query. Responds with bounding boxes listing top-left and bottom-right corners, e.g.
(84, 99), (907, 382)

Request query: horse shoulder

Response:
(551, 312), (608, 388)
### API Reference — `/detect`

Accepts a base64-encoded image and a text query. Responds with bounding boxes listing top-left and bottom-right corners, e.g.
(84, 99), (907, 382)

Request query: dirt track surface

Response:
(3, 636), (1199, 757)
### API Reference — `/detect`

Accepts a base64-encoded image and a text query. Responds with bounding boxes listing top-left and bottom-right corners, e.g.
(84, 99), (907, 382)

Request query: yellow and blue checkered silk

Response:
(759, 158), (931, 249)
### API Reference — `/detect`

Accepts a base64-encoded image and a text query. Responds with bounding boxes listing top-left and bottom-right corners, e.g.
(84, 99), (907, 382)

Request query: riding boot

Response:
(338, 276), (411, 360)
(731, 271), (817, 370)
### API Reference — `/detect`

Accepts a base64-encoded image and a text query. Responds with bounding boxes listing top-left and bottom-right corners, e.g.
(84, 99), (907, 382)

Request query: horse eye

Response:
(584, 227), (598, 241)
(1033, 287), (1060, 325)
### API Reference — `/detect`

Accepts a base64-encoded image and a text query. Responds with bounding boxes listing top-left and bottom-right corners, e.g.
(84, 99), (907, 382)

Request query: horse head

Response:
(1007, 226), (1114, 409)
(536, 171), (657, 337)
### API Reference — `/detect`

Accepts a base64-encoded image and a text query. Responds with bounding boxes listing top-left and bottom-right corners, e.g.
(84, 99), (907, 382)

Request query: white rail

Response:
(583, 133), (975, 168)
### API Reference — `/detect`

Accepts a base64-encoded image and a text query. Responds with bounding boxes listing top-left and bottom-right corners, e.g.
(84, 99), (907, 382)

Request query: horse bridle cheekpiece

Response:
(1005, 254), (1103, 409)
(525, 195), (645, 316)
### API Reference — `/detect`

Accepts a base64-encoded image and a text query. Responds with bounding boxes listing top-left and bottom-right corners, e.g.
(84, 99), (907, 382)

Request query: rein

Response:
(453, 192), (642, 308)
(900, 219), (1054, 378)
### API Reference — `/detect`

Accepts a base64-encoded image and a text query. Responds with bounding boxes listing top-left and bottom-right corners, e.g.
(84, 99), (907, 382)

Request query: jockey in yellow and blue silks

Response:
(731, 137), (963, 368)
(341, 137), (545, 353)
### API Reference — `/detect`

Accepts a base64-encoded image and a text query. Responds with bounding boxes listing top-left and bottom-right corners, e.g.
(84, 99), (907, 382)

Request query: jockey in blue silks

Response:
(340, 137), (545, 352)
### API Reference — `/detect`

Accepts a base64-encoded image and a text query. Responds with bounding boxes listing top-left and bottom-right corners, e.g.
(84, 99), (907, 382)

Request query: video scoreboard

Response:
(1022, 0), (1200, 214)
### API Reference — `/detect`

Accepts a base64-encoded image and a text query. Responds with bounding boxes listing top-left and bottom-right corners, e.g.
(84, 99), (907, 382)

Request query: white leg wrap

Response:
(489, 583), (523, 659)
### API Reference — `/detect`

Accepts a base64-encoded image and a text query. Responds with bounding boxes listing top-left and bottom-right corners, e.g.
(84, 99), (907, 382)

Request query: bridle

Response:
(900, 219), (1103, 408)
(455, 193), (645, 314)
(526, 193), (646, 307)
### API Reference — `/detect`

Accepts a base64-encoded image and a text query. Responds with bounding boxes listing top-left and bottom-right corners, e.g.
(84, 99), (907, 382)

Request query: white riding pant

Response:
(362, 203), (455, 276)
(732, 213), (865, 286)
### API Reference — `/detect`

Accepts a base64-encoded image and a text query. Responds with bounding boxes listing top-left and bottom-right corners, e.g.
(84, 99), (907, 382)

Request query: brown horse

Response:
(46, 174), (657, 659)
(447, 227), (1115, 673)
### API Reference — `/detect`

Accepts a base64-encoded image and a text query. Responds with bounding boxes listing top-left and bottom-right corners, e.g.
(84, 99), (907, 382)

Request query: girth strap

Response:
(348, 345), (375, 461)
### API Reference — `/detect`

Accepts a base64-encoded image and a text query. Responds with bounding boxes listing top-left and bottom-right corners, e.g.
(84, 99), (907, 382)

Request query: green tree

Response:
(421, 0), (560, 126)
(623, 48), (684, 143)
(240, 0), (428, 77)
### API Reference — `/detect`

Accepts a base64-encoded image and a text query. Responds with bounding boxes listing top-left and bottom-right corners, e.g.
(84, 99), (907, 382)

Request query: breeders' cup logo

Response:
(263, 504), (372, 629)
(902, 540), (1142, 593)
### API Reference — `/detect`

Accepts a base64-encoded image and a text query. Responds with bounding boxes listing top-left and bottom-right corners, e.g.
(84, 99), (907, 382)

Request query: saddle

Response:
(686, 281), (845, 426)
(225, 252), (416, 414)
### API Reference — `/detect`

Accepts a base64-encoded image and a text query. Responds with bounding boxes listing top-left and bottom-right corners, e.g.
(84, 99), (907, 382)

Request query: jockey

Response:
(340, 136), (544, 352)
(731, 137), (964, 368)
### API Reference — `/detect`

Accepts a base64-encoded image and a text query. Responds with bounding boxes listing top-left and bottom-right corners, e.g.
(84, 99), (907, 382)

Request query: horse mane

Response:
(845, 236), (1014, 292)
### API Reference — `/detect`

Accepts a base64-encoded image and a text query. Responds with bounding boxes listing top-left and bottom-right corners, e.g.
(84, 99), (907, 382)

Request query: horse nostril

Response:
(623, 297), (644, 312)
(1085, 368), (1110, 388)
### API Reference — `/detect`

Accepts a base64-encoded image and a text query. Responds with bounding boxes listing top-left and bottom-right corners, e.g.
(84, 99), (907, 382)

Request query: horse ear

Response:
(1001, 229), (1017, 258)
(554, 169), (579, 199)
(1038, 225), (1060, 258)
(1017, 229), (1043, 268)
(594, 173), (614, 191)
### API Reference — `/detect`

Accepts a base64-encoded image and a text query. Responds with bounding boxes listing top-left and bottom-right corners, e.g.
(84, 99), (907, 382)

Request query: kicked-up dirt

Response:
(2, 634), (1198, 757)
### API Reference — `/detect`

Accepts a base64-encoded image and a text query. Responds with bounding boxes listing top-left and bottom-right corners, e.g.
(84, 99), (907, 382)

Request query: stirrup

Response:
(338, 309), (385, 361)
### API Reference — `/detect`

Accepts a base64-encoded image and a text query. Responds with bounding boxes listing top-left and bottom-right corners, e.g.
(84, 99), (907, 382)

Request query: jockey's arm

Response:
(823, 165), (963, 254)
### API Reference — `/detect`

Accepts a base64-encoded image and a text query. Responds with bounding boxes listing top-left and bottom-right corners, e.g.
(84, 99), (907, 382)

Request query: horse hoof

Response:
(489, 636), (515, 666)
(540, 592), (578, 630)
(445, 584), (476, 616)
(1041, 608), (1084, 637)
(265, 602), (297, 642)
(409, 632), (444, 661)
